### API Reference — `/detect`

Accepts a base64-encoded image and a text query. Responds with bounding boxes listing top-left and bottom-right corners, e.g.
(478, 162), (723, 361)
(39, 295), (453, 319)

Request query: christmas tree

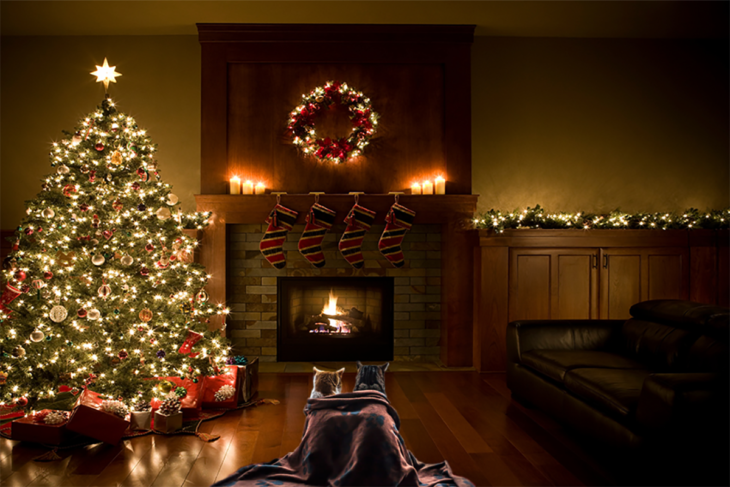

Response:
(0, 60), (230, 410)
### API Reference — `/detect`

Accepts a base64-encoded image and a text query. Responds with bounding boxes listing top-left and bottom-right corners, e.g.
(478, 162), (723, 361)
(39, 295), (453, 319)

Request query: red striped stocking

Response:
(339, 204), (376, 269)
(378, 203), (416, 268)
(260, 204), (299, 269)
(298, 203), (336, 268)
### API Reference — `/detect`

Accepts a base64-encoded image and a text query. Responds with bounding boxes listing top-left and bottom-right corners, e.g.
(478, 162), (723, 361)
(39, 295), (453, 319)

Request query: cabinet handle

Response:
(592, 255), (598, 268)
(603, 255), (608, 268)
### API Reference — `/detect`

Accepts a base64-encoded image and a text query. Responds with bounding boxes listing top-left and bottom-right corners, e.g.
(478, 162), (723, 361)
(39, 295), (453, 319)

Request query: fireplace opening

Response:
(277, 276), (394, 362)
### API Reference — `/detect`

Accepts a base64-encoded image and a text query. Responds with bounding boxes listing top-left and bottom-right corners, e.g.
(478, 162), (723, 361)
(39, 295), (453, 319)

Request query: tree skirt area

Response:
(0, 398), (278, 461)
(214, 391), (474, 487)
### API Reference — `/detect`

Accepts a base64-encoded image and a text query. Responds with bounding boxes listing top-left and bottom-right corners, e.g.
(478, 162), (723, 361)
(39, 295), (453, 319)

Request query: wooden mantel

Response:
(196, 193), (479, 367)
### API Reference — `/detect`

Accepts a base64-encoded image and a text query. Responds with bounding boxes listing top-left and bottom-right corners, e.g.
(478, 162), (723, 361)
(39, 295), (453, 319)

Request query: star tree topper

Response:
(91, 58), (122, 91)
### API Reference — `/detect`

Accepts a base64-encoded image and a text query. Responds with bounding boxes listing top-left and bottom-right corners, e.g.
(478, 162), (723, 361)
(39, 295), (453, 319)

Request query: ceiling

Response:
(1, 1), (727, 38)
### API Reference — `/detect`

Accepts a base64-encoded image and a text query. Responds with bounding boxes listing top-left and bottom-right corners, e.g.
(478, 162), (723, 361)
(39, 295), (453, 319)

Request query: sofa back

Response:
(625, 300), (729, 373)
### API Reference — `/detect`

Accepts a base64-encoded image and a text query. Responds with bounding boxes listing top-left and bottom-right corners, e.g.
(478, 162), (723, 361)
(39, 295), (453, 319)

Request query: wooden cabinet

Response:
(475, 230), (723, 372)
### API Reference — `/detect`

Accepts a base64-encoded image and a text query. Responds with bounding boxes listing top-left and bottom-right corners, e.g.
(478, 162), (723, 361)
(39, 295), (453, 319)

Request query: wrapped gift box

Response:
(201, 365), (239, 409)
(11, 411), (80, 446)
(238, 357), (258, 403)
(154, 411), (182, 433)
(66, 389), (130, 445)
(150, 377), (202, 419)
(130, 411), (151, 431)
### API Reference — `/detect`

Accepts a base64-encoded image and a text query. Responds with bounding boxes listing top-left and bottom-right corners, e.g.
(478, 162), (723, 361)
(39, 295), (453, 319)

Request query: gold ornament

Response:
(111, 151), (123, 165)
(56, 251), (76, 267)
(12, 345), (26, 358)
(0, 372), (7, 384)
(120, 254), (134, 266)
(98, 284), (112, 299)
(42, 208), (55, 219)
(57, 164), (70, 175)
(92, 254), (105, 266)
(139, 308), (153, 322)
(158, 380), (175, 393)
(87, 308), (101, 320)
(50, 305), (68, 323)
(167, 194), (179, 205)
(30, 330), (45, 342)
(156, 207), (171, 220)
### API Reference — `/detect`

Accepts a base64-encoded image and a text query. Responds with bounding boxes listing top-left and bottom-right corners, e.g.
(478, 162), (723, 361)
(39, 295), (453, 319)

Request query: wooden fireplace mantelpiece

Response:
(196, 193), (478, 367)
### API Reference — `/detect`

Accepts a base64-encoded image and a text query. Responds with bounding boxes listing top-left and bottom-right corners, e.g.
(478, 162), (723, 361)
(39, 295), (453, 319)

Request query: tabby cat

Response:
(309, 367), (345, 399)
(353, 361), (389, 397)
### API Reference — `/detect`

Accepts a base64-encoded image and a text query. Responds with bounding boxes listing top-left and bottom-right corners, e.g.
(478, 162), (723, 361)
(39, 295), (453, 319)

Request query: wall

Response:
(1, 35), (728, 229)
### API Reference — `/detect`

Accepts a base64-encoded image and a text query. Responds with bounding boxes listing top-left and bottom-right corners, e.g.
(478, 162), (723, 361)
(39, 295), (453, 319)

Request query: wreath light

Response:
(287, 81), (379, 164)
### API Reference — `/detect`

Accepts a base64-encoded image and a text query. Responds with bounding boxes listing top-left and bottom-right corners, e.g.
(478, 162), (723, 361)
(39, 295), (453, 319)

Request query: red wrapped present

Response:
(11, 410), (80, 446)
(66, 389), (130, 445)
(237, 357), (259, 404)
(150, 377), (202, 419)
(201, 365), (239, 409)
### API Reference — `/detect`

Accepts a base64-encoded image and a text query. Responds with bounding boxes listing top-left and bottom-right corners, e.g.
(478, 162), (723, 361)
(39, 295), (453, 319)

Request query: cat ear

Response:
(336, 368), (345, 377)
(313, 367), (322, 373)
(356, 361), (363, 369)
(380, 362), (389, 373)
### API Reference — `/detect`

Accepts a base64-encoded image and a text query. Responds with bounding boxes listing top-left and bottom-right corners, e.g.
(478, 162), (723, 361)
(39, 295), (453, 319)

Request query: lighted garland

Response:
(474, 206), (730, 233)
(287, 81), (379, 164)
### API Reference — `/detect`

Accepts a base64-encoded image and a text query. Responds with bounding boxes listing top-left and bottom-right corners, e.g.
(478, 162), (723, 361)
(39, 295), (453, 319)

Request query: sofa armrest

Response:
(636, 373), (728, 432)
(507, 320), (624, 365)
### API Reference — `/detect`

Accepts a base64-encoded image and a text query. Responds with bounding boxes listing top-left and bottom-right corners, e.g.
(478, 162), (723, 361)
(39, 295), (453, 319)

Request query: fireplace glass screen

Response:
(277, 276), (394, 362)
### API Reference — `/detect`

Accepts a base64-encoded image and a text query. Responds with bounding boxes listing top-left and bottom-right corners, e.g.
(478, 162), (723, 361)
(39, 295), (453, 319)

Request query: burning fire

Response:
(323, 289), (339, 318)
(309, 289), (353, 334)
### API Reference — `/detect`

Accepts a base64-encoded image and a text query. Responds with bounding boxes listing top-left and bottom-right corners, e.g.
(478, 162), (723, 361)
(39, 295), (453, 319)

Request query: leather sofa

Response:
(506, 299), (728, 481)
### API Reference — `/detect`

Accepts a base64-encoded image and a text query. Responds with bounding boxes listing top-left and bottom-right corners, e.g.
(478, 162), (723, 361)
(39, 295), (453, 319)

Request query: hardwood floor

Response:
(0, 372), (682, 486)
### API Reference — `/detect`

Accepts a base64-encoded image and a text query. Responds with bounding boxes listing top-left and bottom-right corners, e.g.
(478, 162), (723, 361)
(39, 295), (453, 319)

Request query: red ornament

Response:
(79, 204), (89, 212)
(14, 270), (27, 281)
(77, 308), (88, 318)
(145, 243), (155, 252)
(63, 184), (77, 197)
(131, 182), (140, 191)
(15, 397), (28, 407)
(43, 271), (53, 280)
(118, 350), (129, 360)
(20, 284), (30, 293)
(140, 267), (149, 277)
(95, 143), (104, 151)
(89, 170), (96, 182)
(31, 279), (44, 290)
(37, 227), (43, 233)
(24, 227), (33, 235)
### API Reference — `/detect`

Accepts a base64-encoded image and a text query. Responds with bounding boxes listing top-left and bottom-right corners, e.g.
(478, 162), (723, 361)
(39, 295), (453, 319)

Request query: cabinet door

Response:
(509, 248), (599, 322)
(599, 247), (689, 319)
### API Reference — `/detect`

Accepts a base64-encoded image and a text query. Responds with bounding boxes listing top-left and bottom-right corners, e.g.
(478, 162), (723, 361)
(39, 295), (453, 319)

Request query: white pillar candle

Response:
(411, 182), (421, 195)
(422, 180), (434, 195)
(242, 180), (254, 195)
(435, 176), (446, 195)
(229, 176), (241, 195)
(255, 182), (266, 195)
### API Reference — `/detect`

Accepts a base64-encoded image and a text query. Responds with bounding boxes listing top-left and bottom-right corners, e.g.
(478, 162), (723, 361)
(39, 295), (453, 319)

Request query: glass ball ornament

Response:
(98, 284), (112, 299)
(57, 164), (70, 175)
(15, 396), (28, 407)
(49, 305), (68, 323)
(91, 254), (105, 266)
(196, 290), (209, 303)
(77, 308), (88, 318)
(80, 164), (90, 174)
(112, 200), (123, 211)
(120, 254), (134, 266)
(156, 350), (166, 359)
(175, 387), (187, 398)
(42, 208), (55, 219)
(87, 308), (101, 320)
(156, 207), (171, 220)
(131, 182), (141, 191)
(95, 142), (104, 151)
(14, 270), (26, 281)
(140, 267), (149, 277)
(12, 345), (26, 358)
(167, 194), (179, 205)
(30, 330), (45, 342)
(137, 204), (146, 212)
(145, 243), (155, 252)
(32, 279), (45, 290)
(45, 335), (52, 341)
(139, 308), (153, 322)
(118, 350), (129, 360)
(159, 380), (175, 393)
(43, 271), (53, 280)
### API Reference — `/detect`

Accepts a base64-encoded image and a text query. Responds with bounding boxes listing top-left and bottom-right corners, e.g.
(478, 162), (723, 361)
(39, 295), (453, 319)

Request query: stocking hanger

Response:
(349, 192), (364, 204)
(309, 192), (324, 204)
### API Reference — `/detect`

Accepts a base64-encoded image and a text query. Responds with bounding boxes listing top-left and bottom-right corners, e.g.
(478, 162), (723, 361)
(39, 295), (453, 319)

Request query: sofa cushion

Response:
(621, 319), (697, 371)
(564, 368), (651, 418)
(521, 350), (646, 383)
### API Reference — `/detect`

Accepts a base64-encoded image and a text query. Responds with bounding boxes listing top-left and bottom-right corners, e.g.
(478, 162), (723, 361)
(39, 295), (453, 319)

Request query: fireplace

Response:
(277, 276), (394, 362)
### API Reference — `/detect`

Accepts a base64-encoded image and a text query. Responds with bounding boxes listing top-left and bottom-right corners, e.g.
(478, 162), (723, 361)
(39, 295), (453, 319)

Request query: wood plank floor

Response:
(0, 372), (705, 486)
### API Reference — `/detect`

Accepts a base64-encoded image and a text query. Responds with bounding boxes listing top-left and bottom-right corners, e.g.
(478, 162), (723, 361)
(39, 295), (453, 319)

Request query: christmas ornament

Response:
(167, 194), (179, 205)
(0, 372), (7, 385)
(158, 380), (175, 393)
(102, 229), (114, 240)
(91, 254), (105, 266)
(32, 279), (45, 291)
(136, 167), (149, 181)
(79, 203), (90, 212)
(98, 283), (112, 299)
(57, 164), (70, 175)
(43, 271), (53, 280)
(259, 204), (298, 269)
(196, 290), (209, 303)
(45, 335), (53, 341)
(137, 203), (146, 212)
(156, 350), (166, 359)
(95, 143), (105, 151)
(131, 182), (140, 191)
(80, 164), (90, 173)
(379, 202), (416, 268)
(159, 397), (181, 416)
(156, 207), (171, 220)
(20, 284), (30, 294)
(178, 329), (203, 355)
(101, 400), (128, 418)
(118, 350), (129, 360)
(77, 308), (88, 318)
(44, 410), (67, 425)
(298, 202), (336, 268)
(145, 243), (155, 252)
(63, 184), (77, 197)
(112, 199), (123, 211)
(89, 170), (97, 182)
(140, 267), (149, 277)
(41, 289), (52, 299)
(14, 270), (27, 282)
(139, 308), (153, 322)
(288, 81), (379, 164)
(174, 386), (187, 398)
(12, 345), (26, 358)
(50, 305), (68, 323)
(30, 330), (45, 342)
(214, 385), (235, 402)
(87, 308), (101, 320)
(72, 132), (82, 145)
(42, 208), (55, 219)
(227, 356), (248, 366)
(111, 151), (123, 165)
(155, 257), (170, 269)
(16, 397), (28, 407)
(120, 254), (134, 266)
(24, 227), (34, 236)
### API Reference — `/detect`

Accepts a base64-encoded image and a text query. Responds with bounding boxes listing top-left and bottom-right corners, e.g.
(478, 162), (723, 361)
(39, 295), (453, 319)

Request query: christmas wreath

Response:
(287, 81), (379, 164)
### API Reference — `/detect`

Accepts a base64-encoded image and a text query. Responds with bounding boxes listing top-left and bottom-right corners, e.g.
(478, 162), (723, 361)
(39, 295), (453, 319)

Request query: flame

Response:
(322, 289), (338, 316)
